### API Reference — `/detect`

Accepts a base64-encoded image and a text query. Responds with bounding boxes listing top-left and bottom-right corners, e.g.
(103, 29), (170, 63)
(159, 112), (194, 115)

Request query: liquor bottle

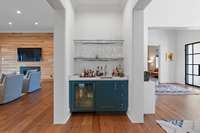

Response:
(104, 64), (107, 76)
(96, 66), (100, 77)
(100, 66), (103, 76)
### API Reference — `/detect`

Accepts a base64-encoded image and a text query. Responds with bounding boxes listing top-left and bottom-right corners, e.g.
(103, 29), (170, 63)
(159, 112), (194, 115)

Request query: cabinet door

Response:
(115, 81), (128, 111)
(96, 81), (122, 112)
(70, 81), (95, 112)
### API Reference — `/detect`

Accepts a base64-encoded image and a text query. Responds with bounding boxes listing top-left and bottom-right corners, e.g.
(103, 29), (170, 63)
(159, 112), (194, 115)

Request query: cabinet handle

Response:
(115, 83), (117, 90)
(101, 106), (115, 109)
(114, 83), (117, 90)
(120, 104), (123, 108)
(121, 94), (124, 97)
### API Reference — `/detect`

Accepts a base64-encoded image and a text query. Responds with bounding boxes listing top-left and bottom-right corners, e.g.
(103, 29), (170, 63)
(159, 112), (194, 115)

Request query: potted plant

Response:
(144, 71), (150, 81)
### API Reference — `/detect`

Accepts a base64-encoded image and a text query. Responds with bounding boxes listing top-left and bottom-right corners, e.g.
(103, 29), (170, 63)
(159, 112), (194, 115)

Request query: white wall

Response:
(123, 0), (148, 123)
(123, 0), (143, 77)
(48, 0), (75, 124)
(176, 30), (200, 84)
(131, 9), (145, 123)
(148, 29), (200, 84)
(74, 7), (122, 40)
(123, 0), (135, 122)
(53, 10), (69, 124)
(64, 0), (75, 123)
(145, 0), (200, 28)
(73, 6), (123, 76)
(144, 0), (200, 71)
(65, 0), (75, 77)
(148, 29), (176, 83)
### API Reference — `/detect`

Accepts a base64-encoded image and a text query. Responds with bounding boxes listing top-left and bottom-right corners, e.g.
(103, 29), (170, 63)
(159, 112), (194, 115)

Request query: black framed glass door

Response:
(185, 42), (200, 87)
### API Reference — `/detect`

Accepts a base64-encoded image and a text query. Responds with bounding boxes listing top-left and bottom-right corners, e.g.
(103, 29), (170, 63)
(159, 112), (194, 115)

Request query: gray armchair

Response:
(0, 74), (24, 104)
(22, 71), (41, 93)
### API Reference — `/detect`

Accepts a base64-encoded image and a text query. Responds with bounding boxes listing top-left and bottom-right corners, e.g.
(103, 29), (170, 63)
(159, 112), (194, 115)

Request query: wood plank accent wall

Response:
(0, 33), (53, 80)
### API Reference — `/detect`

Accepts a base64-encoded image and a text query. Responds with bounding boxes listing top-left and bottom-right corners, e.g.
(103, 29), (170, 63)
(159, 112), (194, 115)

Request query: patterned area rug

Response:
(157, 120), (200, 133)
(156, 84), (200, 95)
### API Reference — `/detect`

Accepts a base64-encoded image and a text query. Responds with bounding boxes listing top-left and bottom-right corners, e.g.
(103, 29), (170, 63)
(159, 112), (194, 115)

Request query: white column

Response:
(53, 10), (70, 124)
(128, 10), (145, 123)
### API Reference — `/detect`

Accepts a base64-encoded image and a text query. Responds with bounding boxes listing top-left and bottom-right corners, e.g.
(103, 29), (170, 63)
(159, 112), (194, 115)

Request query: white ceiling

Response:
(0, 0), (54, 32)
(0, 0), (128, 32)
(149, 27), (200, 31)
(72, 0), (127, 9)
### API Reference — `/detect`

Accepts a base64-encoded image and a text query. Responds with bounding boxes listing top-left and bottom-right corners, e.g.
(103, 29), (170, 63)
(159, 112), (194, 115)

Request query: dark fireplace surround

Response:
(20, 66), (41, 75)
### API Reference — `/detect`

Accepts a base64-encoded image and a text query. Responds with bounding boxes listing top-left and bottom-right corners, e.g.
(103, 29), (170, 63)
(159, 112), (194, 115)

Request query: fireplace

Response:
(20, 66), (41, 75)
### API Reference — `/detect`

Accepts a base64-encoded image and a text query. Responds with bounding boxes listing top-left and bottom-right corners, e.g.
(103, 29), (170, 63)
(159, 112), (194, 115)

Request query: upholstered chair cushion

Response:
(0, 74), (6, 84)
(0, 72), (16, 84)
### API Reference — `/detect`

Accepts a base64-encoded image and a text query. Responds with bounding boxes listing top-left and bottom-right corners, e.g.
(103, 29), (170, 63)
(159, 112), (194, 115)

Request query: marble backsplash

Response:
(74, 40), (124, 76)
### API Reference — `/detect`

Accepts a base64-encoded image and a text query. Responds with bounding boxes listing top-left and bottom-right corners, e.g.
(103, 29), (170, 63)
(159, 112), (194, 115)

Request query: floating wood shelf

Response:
(74, 57), (124, 61)
(74, 40), (124, 45)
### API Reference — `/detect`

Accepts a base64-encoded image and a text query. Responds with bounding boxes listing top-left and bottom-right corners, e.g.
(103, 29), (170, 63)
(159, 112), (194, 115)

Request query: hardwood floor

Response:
(0, 81), (200, 133)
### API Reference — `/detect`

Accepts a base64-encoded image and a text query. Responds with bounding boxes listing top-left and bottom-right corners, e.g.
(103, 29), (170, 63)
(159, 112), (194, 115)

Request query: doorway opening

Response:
(148, 45), (160, 83)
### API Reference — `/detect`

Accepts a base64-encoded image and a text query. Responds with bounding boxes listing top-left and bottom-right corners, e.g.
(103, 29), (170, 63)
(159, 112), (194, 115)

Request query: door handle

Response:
(199, 65), (200, 76)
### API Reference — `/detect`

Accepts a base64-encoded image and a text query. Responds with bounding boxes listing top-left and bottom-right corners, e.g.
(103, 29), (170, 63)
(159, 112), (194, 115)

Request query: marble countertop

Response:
(69, 76), (128, 81)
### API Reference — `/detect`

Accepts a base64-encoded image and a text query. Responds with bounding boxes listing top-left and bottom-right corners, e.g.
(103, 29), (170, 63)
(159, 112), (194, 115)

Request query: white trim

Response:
(54, 112), (71, 124)
(64, 113), (71, 123)
(127, 110), (144, 123)
(127, 112), (136, 123)
(47, 0), (65, 9)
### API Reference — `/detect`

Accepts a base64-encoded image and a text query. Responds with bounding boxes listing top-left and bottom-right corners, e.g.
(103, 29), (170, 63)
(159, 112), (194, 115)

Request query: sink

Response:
(100, 76), (112, 79)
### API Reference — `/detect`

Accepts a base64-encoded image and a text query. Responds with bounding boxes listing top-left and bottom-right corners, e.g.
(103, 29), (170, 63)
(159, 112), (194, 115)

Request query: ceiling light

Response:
(16, 10), (22, 14)
(34, 22), (39, 25)
(8, 22), (12, 25)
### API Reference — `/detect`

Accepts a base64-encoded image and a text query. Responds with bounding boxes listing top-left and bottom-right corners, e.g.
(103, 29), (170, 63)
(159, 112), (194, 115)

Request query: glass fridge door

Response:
(74, 83), (94, 111)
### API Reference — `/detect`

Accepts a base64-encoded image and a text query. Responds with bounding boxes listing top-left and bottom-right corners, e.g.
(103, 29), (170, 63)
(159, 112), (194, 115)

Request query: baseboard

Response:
(64, 113), (71, 123)
(127, 111), (144, 123)
(144, 112), (155, 115)
(159, 82), (177, 84)
(127, 112), (136, 123)
(54, 112), (71, 124)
